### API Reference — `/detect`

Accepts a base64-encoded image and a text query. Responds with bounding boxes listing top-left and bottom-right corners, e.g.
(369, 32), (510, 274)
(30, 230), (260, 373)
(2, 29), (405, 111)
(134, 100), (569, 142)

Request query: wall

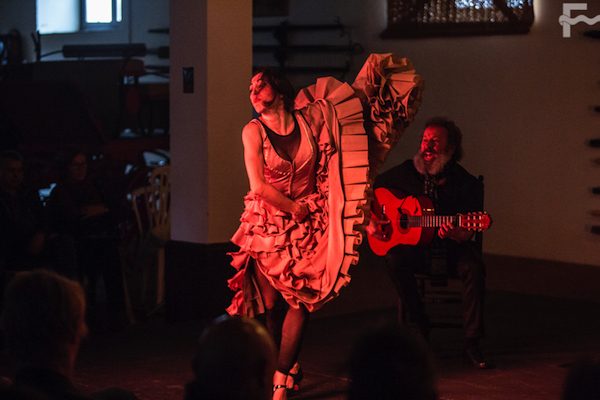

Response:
(205, 0), (252, 242)
(260, 0), (600, 266)
(0, 0), (169, 71)
(169, 0), (208, 243)
(169, 0), (251, 244)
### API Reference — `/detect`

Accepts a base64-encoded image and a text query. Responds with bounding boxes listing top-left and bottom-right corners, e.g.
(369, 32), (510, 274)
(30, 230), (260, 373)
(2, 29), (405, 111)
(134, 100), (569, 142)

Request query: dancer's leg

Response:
(253, 264), (284, 347)
(278, 304), (309, 373)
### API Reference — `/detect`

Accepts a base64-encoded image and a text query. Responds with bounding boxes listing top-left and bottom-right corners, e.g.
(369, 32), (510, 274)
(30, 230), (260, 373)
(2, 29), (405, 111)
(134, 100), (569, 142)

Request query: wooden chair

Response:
(409, 230), (484, 329)
(403, 175), (485, 329)
(127, 165), (170, 315)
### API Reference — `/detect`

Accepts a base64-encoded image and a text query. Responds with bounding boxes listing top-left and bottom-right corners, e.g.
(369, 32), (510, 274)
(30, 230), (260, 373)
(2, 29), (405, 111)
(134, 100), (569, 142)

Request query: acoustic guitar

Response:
(367, 187), (492, 256)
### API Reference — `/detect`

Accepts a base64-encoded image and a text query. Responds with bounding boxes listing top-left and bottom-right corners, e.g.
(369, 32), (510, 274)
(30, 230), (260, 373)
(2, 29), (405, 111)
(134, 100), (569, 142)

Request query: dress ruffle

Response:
(227, 191), (329, 316)
(295, 77), (370, 299)
(352, 53), (424, 172)
(227, 54), (423, 316)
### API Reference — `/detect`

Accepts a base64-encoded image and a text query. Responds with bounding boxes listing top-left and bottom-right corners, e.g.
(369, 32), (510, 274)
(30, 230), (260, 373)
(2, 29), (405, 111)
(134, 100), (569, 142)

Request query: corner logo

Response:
(559, 3), (600, 38)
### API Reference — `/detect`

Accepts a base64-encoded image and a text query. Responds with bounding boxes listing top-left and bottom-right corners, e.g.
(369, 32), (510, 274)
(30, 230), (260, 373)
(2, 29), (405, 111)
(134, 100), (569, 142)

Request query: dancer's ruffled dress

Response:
(227, 53), (423, 316)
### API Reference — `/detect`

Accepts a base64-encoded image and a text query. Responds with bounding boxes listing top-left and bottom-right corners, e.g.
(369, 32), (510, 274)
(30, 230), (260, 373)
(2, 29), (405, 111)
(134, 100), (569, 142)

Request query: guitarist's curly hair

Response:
(424, 117), (463, 163)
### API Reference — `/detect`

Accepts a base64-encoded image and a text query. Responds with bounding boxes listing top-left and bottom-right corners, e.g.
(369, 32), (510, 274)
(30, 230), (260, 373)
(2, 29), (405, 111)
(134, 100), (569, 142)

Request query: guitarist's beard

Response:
(413, 150), (452, 176)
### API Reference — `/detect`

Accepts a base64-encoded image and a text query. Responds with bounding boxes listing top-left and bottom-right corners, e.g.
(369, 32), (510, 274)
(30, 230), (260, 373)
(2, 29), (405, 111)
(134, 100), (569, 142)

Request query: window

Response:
(382, 0), (534, 38)
(36, 0), (80, 34)
(82, 0), (123, 30)
(36, 0), (123, 34)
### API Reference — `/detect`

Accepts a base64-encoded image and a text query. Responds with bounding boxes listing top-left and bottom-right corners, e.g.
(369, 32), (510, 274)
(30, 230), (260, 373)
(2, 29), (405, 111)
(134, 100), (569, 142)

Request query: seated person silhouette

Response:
(46, 149), (128, 331)
(0, 150), (77, 278)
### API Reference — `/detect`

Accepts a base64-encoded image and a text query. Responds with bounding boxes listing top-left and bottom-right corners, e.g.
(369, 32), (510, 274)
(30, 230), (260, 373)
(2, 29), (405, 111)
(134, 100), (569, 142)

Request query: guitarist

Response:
(370, 117), (492, 369)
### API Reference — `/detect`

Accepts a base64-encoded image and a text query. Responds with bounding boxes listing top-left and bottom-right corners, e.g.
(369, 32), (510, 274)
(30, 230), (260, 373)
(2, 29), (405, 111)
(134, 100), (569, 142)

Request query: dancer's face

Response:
(420, 125), (451, 165)
(249, 73), (280, 114)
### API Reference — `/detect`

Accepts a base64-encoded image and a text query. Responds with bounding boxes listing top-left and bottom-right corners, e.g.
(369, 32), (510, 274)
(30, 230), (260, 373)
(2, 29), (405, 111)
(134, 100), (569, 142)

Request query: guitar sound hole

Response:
(399, 213), (409, 229)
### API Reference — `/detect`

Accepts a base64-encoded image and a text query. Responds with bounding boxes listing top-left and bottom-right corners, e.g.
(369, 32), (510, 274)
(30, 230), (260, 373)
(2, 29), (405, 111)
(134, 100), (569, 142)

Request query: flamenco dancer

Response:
(227, 54), (423, 399)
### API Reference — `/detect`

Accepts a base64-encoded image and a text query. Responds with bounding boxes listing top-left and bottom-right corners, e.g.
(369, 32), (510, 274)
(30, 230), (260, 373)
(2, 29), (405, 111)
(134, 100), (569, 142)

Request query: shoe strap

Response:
(273, 384), (287, 392)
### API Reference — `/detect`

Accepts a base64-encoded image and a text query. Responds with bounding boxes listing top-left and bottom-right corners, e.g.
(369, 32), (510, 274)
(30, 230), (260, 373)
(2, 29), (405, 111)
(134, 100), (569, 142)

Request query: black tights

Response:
(254, 266), (309, 373)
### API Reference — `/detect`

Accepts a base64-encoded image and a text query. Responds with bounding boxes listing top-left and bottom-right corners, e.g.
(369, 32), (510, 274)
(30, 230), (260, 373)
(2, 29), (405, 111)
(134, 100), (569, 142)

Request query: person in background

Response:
(47, 149), (128, 331)
(0, 150), (77, 278)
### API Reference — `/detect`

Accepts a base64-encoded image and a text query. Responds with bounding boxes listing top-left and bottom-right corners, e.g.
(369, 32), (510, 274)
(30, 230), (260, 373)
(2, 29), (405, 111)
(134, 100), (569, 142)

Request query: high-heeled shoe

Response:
(272, 384), (287, 400)
(464, 345), (495, 369)
(273, 371), (288, 400)
(286, 363), (303, 392)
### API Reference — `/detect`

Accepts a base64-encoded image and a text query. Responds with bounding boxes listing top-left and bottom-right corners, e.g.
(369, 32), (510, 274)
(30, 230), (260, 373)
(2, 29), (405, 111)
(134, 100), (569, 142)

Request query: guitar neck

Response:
(407, 215), (458, 228)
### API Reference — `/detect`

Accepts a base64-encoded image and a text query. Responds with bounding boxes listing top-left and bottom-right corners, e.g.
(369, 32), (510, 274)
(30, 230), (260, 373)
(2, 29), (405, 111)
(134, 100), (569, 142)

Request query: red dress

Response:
(228, 53), (423, 316)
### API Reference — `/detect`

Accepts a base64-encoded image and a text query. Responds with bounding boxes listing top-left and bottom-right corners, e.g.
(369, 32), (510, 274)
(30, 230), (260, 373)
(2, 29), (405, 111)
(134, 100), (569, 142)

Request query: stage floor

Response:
(63, 289), (600, 400)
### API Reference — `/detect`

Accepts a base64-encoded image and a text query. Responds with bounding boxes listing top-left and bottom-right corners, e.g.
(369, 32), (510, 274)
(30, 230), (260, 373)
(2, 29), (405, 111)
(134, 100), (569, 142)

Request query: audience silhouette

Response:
(46, 149), (128, 331)
(347, 324), (437, 400)
(562, 358), (600, 400)
(0, 150), (77, 279)
(185, 316), (277, 400)
(1, 269), (135, 400)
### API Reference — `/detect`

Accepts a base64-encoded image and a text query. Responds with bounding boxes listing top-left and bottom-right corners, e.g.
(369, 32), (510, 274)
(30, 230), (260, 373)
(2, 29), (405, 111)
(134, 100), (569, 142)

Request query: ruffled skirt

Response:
(227, 191), (329, 316)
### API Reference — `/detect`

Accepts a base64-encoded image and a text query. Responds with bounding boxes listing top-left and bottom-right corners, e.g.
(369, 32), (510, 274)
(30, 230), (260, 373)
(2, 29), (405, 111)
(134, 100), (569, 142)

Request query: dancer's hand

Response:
(292, 202), (309, 222)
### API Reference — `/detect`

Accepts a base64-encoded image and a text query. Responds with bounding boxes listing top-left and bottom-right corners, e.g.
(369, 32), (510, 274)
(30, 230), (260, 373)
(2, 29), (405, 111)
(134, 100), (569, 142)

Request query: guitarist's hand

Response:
(367, 213), (392, 241)
(438, 223), (473, 242)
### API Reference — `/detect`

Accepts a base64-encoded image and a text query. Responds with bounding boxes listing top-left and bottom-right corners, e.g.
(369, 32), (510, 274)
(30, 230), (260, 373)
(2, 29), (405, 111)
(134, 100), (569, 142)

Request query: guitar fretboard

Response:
(407, 215), (457, 228)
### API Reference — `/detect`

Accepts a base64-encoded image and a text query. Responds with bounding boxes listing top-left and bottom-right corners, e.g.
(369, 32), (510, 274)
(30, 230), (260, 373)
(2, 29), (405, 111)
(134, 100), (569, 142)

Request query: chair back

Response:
(129, 165), (170, 242)
(147, 165), (170, 241)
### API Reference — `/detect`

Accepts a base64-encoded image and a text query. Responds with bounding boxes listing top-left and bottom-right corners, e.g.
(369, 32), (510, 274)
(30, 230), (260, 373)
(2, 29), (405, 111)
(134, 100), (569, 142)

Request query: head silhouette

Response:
(185, 316), (277, 400)
(348, 324), (437, 400)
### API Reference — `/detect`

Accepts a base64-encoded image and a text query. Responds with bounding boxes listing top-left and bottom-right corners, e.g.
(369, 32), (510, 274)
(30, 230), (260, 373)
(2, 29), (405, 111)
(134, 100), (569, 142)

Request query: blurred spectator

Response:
(46, 149), (128, 331)
(0, 385), (49, 400)
(347, 324), (437, 400)
(185, 316), (277, 400)
(562, 358), (600, 400)
(0, 269), (135, 400)
(0, 150), (77, 278)
(0, 114), (20, 152)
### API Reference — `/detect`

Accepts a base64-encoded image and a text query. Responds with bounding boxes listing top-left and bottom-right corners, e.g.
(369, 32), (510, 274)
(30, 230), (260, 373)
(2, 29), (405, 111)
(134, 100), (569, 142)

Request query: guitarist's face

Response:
(420, 126), (450, 165)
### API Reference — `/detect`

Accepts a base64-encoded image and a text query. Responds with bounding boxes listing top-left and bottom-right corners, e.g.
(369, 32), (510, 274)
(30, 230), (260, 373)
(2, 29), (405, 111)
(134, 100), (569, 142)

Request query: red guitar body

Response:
(368, 191), (435, 256)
